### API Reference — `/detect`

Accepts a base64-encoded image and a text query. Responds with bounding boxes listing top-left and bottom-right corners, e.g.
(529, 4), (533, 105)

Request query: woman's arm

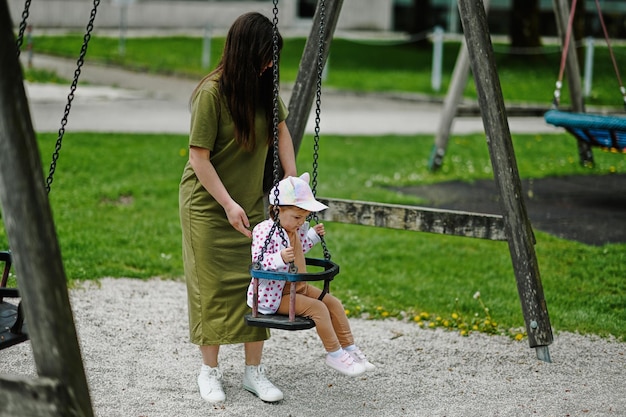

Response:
(277, 120), (297, 178)
(189, 145), (252, 238)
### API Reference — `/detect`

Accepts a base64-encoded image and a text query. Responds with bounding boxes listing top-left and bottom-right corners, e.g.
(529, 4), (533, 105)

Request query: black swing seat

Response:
(245, 258), (339, 331)
(0, 251), (28, 349)
(544, 109), (626, 152)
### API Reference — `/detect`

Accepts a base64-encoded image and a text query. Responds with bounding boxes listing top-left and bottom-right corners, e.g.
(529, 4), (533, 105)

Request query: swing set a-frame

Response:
(0, 0), (552, 415)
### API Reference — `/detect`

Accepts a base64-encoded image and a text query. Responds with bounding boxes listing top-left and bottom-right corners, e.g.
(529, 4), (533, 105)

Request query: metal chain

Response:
(45, 0), (101, 194)
(14, 0), (32, 58)
(270, 0), (281, 205)
(310, 0), (331, 261)
(255, 0), (296, 272)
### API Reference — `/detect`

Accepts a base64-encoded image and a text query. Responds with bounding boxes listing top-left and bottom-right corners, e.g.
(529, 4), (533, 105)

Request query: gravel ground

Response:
(7, 55), (625, 417)
(2, 277), (624, 417)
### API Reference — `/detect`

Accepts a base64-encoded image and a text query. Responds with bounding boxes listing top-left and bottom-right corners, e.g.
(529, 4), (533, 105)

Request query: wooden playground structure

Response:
(0, 0), (556, 415)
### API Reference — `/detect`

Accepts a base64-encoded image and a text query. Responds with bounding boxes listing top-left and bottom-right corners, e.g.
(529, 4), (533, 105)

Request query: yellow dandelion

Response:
(344, 309), (350, 316)
(515, 333), (524, 341)
(451, 313), (459, 320)
(428, 322), (435, 328)
(382, 311), (389, 318)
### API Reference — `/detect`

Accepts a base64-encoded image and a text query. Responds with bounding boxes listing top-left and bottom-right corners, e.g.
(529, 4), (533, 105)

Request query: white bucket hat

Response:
(269, 172), (328, 212)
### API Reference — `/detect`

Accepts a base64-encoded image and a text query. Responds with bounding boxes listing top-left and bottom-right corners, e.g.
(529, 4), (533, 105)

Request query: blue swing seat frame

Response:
(545, 109), (626, 152)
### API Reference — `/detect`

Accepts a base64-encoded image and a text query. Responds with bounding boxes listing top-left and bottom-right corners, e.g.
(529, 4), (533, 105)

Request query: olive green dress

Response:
(179, 75), (287, 345)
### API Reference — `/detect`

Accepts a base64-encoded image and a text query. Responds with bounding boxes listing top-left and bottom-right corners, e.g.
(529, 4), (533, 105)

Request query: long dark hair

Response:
(191, 12), (283, 152)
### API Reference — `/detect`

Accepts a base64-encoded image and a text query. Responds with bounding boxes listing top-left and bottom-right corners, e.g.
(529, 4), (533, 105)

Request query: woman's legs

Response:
(244, 340), (263, 365)
(242, 341), (283, 402)
(200, 341), (264, 366)
(199, 341), (282, 402)
(200, 345), (219, 367)
(198, 345), (224, 403)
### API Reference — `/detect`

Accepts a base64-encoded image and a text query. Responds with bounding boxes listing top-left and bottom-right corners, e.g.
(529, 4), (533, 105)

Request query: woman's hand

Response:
(224, 202), (252, 238)
(189, 146), (252, 238)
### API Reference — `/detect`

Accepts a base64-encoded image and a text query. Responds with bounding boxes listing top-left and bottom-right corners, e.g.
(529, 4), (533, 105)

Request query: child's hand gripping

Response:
(281, 247), (295, 264)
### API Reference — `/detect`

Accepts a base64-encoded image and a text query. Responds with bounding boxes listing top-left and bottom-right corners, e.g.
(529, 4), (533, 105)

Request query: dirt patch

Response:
(395, 174), (626, 246)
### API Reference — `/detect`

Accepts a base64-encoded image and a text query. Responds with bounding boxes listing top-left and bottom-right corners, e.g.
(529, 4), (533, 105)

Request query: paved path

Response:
(24, 55), (561, 136)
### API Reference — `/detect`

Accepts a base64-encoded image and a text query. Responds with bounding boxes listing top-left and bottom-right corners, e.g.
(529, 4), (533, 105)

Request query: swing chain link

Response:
(310, 0), (331, 261)
(256, 0), (296, 273)
(45, 0), (101, 194)
(14, 0), (32, 58)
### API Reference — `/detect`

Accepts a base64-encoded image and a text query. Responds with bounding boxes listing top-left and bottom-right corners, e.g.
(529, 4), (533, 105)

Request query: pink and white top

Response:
(246, 219), (321, 314)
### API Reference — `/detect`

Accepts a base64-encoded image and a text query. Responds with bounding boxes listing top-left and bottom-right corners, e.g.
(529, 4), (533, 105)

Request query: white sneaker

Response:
(347, 347), (376, 371)
(325, 350), (366, 377)
(243, 365), (284, 402)
(198, 366), (225, 403)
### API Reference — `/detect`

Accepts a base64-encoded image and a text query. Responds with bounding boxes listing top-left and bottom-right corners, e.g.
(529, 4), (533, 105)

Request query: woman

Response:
(179, 12), (296, 404)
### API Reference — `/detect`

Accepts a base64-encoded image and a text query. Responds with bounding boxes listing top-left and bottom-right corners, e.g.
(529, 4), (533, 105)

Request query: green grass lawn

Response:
(23, 34), (626, 108)
(1, 132), (624, 342)
(6, 34), (626, 342)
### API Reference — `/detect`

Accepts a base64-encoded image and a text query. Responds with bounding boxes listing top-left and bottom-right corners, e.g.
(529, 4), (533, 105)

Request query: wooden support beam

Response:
(0, 375), (76, 417)
(317, 197), (507, 241)
(429, 0), (489, 171)
(0, 1), (94, 414)
(287, 0), (343, 155)
(458, 0), (553, 361)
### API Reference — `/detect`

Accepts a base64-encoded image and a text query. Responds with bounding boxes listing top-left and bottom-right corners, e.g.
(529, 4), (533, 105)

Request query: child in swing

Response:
(247, 173), (375, 377)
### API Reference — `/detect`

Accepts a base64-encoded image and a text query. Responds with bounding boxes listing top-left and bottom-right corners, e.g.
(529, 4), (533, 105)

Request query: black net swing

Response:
(544, 0), (626, 163)
(0, 0), (101, 350)
(244, 0), (339, 331)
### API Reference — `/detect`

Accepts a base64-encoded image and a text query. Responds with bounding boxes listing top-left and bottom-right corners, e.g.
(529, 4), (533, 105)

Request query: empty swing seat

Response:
(245, 258), (339, 331)
(545, 109), (626, 152)
(0, 251), (28, 349)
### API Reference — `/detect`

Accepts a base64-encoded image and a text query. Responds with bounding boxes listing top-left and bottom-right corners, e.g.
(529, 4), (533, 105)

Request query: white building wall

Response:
(8, 0), (393, 32)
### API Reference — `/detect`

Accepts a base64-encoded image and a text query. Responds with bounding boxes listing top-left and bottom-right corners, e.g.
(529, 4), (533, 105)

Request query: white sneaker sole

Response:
(243, 383), (284, 402)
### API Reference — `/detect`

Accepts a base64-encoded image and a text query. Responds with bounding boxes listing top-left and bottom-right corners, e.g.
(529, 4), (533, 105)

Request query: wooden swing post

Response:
(458, 0), (553, 362)
(287, 0), (343, 155)
(0, 1), (94, 415)
(429, 0), (490, 172)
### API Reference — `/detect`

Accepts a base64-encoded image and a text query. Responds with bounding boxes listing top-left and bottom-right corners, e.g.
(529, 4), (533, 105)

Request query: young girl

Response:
(247, 173), (375, 377)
